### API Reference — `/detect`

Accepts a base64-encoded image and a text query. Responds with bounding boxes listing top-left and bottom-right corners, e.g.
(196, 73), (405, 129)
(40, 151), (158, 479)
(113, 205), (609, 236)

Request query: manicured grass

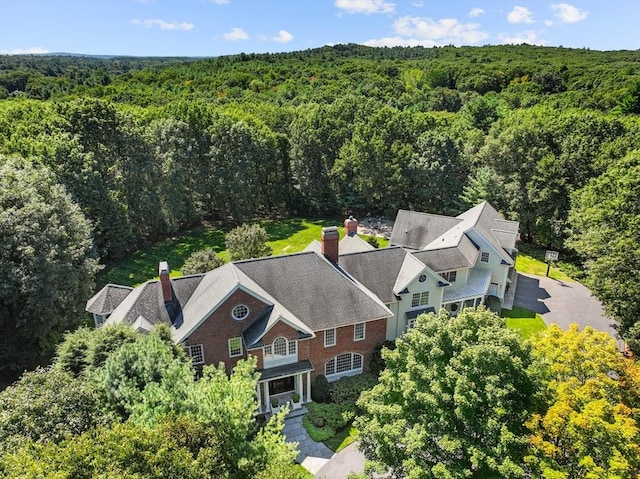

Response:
(96, 218), (389, 289)
(324, 426), (359, 453)
(515, 243), (574, 282)
(503, 306), (547, 339)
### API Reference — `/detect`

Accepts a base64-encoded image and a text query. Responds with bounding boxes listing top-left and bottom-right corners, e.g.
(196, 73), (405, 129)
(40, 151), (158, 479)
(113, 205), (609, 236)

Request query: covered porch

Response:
(256, 359), (313, 414)
(442, 269), (492, 316)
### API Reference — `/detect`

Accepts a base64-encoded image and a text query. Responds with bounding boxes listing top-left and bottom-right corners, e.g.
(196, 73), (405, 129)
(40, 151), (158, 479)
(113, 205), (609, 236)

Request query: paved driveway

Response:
(315, 442), (365, 479)
(513, 273), (618, 338)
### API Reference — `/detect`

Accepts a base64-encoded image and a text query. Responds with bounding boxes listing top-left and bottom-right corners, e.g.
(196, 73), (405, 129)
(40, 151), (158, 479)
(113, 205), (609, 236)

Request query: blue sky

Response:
(1, 0), (638, 56)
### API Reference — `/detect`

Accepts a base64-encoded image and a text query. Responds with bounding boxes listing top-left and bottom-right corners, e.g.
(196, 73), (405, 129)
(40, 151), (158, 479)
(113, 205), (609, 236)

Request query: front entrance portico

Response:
(257, 359), (313, 414)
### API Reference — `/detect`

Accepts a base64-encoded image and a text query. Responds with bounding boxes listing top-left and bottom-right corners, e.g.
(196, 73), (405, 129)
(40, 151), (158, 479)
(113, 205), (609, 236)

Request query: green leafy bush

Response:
(302, 415), (334, 442)
(312, 374), (330, 403)
(305, 402), (354, 432)
(485, 295), (501, 314)
(329, 373), (377, 407)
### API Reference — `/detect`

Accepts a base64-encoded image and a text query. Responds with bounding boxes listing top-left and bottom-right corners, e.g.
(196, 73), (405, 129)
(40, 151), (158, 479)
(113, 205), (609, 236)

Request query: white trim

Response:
(324, 328), (336, 347)
(228, 336), (243, 357)
(354, 322), (365, 341)
(325, 352), (364, 381)
(186, 343), (205, 364)
(231, 303), (250, 321)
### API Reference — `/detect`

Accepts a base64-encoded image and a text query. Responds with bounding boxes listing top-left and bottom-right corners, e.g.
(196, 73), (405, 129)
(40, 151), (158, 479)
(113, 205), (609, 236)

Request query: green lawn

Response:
(503, 306), (547, 339)
(96, 218), (389, 289)
(324, 426), (359, 453)
(515, 243), (574, 282)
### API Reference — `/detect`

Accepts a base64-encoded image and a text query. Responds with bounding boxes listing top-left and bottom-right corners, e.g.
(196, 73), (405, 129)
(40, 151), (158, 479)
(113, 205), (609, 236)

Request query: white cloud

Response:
(363, 36), (439, 47)
(469, 8), (485, 18)
(499, 30), (547, 45)
(131, 18), (194, 31)
(335, 0), (395, 14)
(208, 0), (230, 4)
(412, 1), (424, 7)
(223, 27), (248, 41)
(551, 3), (588, 23)
(0, 46), (49, 55)
(544, 19), (554, 26)
(271, 30), (293, 43)
(393, 16), (489, 44)
(507, 6), (534, 24)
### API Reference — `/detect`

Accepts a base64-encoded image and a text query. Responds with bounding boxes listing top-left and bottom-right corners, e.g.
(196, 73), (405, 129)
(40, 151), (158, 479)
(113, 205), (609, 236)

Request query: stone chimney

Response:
(344, 216), (358, 237)
(321, 226), (339, 263)
(159, 261), (173, 304)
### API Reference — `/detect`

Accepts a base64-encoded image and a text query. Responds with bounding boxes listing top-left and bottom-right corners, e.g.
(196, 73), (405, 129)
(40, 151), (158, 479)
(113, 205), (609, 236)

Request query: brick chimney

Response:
(344, 216), (358, 237)
(159, 261), (173, 304)
(321, 226), (339, 263)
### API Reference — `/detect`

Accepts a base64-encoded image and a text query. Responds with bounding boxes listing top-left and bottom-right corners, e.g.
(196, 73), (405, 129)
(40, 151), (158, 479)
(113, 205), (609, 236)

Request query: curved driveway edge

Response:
(315, 442), (365, 479)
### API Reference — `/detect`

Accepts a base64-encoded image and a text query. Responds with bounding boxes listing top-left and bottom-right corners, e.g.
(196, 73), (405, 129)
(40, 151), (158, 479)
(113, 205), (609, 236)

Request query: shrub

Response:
(302, 415), (334, 442)
(305, 402), (353, 432)
(366, 236), (379, 248)
(312, 374), (330, 403)
(181, 248), (224, 275)
(485, 295), (501, 314)
(369, 340), (396, 378)
(329, 373), (377, 408)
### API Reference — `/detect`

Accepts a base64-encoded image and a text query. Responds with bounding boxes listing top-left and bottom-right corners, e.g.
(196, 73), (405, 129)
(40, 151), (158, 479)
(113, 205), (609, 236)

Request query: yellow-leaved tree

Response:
(526, 324), (640, 478)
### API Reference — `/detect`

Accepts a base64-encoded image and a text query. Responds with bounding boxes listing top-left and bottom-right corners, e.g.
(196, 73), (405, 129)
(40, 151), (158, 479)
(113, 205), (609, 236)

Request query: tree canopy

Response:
(0, 156), (100, 375)
(356, 307), (535, 478)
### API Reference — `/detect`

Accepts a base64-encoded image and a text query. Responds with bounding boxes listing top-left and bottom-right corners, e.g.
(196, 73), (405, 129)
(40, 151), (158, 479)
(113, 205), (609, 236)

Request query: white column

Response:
(296, 373), (303, 397)
(256, 383), (262, 412)
(306, 372), (311, 402)
(264, 381), (270, 412)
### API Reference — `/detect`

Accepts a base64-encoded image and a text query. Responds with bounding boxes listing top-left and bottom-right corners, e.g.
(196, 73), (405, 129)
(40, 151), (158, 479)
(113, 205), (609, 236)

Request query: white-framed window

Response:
(228, 337), (243, 357)
(264, 336), (298, 357)
(325, 353), (363, 380)
(441, 271), (457, 282)
(231, 304), (250, 321)
(324, 328), (336, 347)
(481, 252), (490, 263)
(186, 344), (205, 365)
(354, 322), (365, 341)
(418, 274), (427, 283)
(407, 318), (416, 329)
(411, 291), (429, 308)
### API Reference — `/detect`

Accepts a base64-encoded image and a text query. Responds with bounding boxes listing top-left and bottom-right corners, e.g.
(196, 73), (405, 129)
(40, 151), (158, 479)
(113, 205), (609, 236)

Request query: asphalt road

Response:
(513, 272), (619, 338)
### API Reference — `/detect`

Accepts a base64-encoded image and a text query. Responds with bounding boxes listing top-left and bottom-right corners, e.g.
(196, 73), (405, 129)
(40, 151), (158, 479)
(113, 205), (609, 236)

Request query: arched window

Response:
(263, 336), (298, 368)
(325, 353), (363, 381)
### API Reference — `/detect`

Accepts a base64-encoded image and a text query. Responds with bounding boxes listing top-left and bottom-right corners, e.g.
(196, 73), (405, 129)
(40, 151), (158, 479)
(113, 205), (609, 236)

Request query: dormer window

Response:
(441, 271), (457, 282)
(481, 252), (490, 263)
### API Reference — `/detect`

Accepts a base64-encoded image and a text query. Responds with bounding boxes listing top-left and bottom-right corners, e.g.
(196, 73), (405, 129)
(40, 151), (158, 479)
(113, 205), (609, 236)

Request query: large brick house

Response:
(86, 202), (518, 412)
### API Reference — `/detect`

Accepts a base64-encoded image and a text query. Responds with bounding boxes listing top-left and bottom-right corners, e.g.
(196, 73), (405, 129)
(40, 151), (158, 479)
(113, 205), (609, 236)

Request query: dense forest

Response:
(1, 44), (639, 373)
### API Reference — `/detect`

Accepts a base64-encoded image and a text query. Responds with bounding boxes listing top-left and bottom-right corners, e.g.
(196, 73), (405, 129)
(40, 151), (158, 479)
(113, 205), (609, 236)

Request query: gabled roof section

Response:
(105, 274), (203, 329)
(304, 235), (375, 255)
(413, 235), (479, 272)
(393, 252), (433, 294)
(390, 209), (461, 250)
(455, 202), (516, 265)
(339, 234), (375, 254)
(338, 247), (409, 304)
(243, 303), (315, 350)
(86, 284), (133, 315)
(235, 251), (391, 331)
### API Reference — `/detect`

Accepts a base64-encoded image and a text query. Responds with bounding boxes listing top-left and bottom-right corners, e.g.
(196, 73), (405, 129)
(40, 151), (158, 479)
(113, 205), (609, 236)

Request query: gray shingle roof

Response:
(105, 274), (203, 329)
(390, 210), (461, 250)
(235, 251), (391, 331)
(338, 247), (409, 304)
(86, 284), (133, 315)
(339, 235), (375, 254)
(455, 202), (516, 265)
(412, 235), (479, 272)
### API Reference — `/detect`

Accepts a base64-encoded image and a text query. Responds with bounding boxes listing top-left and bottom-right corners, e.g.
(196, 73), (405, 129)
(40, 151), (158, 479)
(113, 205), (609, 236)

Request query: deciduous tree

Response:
(182, 247), (225, 275)
(0, 156), (100, 376)
(356, 308), (534, 479)
(226, 223), (272, 261)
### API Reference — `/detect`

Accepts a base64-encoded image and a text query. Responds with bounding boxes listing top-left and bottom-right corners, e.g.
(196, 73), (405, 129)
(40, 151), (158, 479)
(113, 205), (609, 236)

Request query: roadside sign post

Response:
(545, 250), (559, 277)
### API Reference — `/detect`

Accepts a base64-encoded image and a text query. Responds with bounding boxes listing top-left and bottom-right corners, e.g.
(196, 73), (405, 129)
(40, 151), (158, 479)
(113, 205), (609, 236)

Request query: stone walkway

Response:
(282, 411), (334, 474)
(356, 217), (395, 239)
